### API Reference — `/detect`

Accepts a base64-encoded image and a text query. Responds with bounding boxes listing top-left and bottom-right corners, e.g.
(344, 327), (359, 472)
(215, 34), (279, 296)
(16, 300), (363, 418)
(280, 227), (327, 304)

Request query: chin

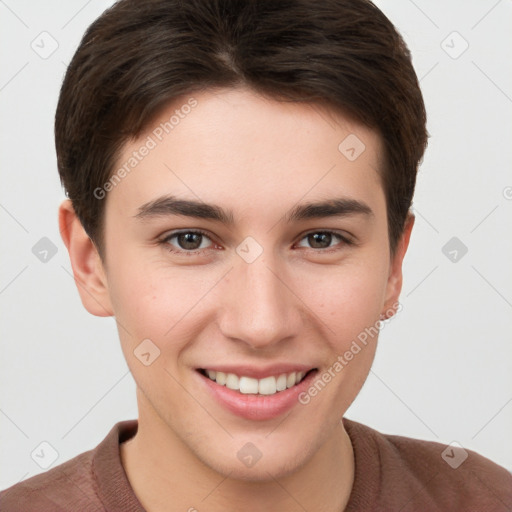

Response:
(198, 440), (313, 483)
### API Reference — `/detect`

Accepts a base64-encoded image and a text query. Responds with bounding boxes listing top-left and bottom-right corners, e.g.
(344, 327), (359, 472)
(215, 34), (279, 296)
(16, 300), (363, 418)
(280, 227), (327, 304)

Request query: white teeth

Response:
(258, 376), (276, 395)
(203, 369), (311, 395)
(239, 376), (259, 394)
(276, 374), (287, 391)
(216, 371), (227, 386)
(225, 373), (239, 390)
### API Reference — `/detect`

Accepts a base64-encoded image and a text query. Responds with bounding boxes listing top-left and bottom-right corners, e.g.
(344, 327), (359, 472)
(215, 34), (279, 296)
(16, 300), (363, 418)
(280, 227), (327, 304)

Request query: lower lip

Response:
(196, 369), (318, 421)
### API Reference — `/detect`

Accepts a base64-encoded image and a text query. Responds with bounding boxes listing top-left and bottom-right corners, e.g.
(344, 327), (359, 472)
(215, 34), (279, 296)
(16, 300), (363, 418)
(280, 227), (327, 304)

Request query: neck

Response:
(120, 394), (354, 512)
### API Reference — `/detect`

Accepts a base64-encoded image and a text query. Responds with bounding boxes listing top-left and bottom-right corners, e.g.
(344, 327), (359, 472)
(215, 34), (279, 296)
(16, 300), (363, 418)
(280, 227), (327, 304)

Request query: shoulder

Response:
(0, 420), (138, 512)
(0, 450), (98, 511)
(344, 418), (512, 511)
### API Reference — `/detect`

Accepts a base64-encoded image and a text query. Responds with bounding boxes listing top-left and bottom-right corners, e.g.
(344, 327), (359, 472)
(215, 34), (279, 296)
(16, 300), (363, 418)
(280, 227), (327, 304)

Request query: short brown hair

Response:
(55, 0), (427, 257)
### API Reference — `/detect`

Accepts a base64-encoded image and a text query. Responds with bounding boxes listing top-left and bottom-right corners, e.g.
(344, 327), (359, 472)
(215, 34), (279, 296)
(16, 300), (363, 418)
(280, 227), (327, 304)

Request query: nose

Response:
(217, 253), (302, 349)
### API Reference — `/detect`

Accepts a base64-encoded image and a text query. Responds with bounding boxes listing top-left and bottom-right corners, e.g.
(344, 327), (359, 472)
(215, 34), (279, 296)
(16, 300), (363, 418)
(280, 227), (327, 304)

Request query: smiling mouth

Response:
(197, 368), (318, 396)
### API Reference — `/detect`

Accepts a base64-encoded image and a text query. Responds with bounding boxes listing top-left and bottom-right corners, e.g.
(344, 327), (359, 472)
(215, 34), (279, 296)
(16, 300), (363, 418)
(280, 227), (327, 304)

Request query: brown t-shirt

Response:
(1, 418), (511, 511)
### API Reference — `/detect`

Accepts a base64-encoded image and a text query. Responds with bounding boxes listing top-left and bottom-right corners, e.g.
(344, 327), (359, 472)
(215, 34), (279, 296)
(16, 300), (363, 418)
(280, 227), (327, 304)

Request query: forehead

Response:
(107, 87), (385, 221)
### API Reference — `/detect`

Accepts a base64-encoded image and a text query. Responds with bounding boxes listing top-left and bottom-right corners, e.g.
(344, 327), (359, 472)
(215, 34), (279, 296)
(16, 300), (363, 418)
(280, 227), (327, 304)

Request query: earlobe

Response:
(381, 213), (415, 319)
(58, 200), (114, 317)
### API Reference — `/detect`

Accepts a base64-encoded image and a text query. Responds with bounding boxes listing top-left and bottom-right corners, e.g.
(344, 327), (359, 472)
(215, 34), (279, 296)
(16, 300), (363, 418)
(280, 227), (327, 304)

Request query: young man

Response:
(2, 0), (511, 510)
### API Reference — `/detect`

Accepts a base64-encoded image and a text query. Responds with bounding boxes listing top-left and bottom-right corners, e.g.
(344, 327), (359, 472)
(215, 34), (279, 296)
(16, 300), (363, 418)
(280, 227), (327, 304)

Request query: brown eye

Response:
(162, 230), (214, 253)
(176, 232), (203, 250)
(296, 231), (352, 251)
(307, 232), (333, 249)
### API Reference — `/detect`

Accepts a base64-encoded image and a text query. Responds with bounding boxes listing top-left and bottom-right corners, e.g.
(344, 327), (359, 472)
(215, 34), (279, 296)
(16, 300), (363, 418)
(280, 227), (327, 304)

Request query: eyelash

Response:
(159, 229), (354, 256)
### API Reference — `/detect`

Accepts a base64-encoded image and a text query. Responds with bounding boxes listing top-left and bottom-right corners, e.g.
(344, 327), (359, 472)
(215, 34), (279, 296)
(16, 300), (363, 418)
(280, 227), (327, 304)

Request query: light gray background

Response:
(1, 0), (511, 490)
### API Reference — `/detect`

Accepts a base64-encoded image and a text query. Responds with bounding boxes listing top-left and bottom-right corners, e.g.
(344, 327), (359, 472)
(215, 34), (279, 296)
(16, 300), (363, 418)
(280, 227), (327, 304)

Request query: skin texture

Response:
(59, 87), (414, 512)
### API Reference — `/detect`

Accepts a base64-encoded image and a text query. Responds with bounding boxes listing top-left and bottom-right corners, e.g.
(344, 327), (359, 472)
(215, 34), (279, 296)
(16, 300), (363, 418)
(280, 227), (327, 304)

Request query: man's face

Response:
(99, 87), (404, 479)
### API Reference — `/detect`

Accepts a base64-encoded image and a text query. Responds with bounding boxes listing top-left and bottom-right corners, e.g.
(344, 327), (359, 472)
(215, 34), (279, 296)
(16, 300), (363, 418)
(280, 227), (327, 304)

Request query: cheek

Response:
(293, 265), (386, 418)
(107, 265), (201, 391)
(106, 232), (390, 350)
(295, 258), (389, 347)
(107, 254), (221, 345)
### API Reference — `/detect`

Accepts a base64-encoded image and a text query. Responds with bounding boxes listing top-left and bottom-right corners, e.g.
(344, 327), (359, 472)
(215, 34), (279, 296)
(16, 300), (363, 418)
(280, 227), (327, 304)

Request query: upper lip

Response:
(198, 364), (317, 380)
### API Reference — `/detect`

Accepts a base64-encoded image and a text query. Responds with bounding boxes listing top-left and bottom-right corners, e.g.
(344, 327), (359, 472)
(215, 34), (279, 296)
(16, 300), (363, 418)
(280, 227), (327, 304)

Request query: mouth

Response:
(196, 368), (318, 396)
(195, 366), (320, 421)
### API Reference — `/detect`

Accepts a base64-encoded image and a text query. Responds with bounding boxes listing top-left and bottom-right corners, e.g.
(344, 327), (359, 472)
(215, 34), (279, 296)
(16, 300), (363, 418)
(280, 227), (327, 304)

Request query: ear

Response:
(381, 212), (415, 319)
(59, 200), (114, 317)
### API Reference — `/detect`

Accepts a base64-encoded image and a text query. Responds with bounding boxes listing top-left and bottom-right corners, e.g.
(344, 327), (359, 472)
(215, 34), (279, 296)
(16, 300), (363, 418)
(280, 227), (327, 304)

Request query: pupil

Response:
(309, 232), (331, 249)
(179, 232), (201, 250)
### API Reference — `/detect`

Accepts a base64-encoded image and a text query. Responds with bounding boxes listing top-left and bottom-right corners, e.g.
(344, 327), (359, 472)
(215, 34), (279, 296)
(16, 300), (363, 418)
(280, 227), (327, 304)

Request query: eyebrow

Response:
(134, 195), (374, 224)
